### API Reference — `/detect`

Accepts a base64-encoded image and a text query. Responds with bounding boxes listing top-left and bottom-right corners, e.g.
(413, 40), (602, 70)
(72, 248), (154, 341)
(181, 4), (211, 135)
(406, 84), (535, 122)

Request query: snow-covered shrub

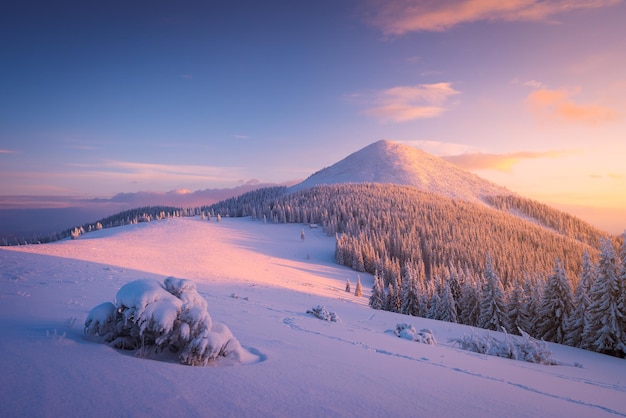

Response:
(84, 302), (117, 339)
(84, 277), (244, 366)
(451, 328), (555, 365)
(391, 323), (437, 345)
(307, 305), (339, 322)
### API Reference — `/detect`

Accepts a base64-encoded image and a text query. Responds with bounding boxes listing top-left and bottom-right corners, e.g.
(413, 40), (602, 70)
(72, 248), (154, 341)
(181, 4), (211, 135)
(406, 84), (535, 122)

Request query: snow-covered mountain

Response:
(292, 140), (513, 203)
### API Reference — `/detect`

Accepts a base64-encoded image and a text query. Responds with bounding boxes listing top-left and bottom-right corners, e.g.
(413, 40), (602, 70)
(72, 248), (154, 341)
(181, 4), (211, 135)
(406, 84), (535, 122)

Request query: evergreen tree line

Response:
(369, 238), (626, 357)
(1, 206), (186, 245)
(209, 183), (611, 283)
(484, 195), (606, 248)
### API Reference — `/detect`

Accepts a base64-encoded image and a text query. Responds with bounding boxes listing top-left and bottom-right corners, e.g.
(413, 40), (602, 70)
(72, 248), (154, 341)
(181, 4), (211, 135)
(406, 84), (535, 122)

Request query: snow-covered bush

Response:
(307, 305), (339, 322)
(451, 329), (555, 365)
(391, 323), (437, 345)
(84, 277), (244, 366)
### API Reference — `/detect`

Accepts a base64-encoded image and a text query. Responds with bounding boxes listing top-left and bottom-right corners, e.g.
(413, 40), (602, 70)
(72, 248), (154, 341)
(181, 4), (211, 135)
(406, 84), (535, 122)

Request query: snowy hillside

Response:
(1, 217), (624, 417)
(292, 140), (513, 203)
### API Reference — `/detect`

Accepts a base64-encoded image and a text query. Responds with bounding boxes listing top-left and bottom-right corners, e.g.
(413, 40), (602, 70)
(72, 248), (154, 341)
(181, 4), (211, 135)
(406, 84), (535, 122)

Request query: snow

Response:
(1, 216), (626, 417)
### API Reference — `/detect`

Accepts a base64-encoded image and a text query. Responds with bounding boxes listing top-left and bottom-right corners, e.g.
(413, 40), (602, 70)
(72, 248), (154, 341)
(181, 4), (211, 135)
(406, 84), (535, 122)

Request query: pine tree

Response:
(535, 259), (574, 344)
(616, 233), (626, 354)
(386, 277), (402, 313)
(438, 280), (458, 323)
(400, 263), (421, 316)
(586, 238), (623, 356)
(566, 249), (595, 348)
(507, 280), (529, 335)
(478, 254), (509, 332)
(355, 275), (363, 297)
(369, 271), (385, 310)
(458, 278), (481, 327)
(345, 278), (351, 293)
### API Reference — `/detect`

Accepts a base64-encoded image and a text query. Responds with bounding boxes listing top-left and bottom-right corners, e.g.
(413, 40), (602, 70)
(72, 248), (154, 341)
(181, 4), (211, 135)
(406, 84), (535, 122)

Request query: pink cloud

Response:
(365, 82), (461, 122)
(526, 88), (617, 124)
(443, 150), (570, 171)
(367, 0), (622, 35)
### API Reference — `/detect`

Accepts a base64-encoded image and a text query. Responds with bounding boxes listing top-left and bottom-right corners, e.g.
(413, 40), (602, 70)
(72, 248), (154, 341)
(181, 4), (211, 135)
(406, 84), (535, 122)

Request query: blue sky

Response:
(1, 1), (625, 231)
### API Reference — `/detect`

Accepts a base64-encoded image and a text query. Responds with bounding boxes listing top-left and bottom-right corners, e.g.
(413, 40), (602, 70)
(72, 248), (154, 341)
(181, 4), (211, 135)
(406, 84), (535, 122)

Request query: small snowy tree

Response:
(300, 228), (305, 241)
(345, 278), (351, 293)
(369, 270), (385, 310)
(354, 275), (363, 297)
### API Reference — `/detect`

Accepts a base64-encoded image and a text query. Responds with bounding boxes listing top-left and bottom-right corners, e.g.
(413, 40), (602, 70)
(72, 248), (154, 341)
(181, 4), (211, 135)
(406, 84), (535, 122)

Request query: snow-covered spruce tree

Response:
(438, 280), (458, 323)
(355, 275), (363, 297)
(566, 249), (596, 348)
(534, 259), (574, 344)
(617, 232), (626, 354)
(84, 277), (244, 366)
(507, 280), (529, 336)
(369, 270), (386, 310)
(586, 238), (623, 356)
(400, 263), (421, 316)
(426, 280), (441, 320)
(386, 277), (402, 313)
(478, 254), (509, 332)
(458, 273), (481, 326)
(345, 278), (351, 293)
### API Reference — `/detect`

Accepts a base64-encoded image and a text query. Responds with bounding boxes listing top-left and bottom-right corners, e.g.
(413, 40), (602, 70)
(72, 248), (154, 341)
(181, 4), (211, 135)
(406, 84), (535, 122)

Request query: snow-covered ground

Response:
(1, 217), (625, 417)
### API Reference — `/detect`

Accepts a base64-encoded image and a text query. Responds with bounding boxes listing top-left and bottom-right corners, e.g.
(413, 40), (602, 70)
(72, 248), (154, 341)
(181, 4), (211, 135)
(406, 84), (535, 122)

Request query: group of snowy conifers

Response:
(84, 277), (244, 366)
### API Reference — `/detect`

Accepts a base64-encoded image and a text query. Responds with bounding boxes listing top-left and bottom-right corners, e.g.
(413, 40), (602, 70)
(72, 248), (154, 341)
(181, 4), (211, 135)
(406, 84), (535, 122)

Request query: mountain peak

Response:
(292, 140), (513, 202)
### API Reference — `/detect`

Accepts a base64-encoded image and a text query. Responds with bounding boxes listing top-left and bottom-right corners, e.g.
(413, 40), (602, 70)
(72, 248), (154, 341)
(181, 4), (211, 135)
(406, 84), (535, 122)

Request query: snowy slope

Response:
(1, 217), (625, 417)
(292, 140), (514, 203)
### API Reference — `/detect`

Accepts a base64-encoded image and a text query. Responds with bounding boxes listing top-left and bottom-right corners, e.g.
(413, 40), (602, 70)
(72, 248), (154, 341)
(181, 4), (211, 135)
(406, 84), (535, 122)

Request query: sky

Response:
(1, 0), (625, 232)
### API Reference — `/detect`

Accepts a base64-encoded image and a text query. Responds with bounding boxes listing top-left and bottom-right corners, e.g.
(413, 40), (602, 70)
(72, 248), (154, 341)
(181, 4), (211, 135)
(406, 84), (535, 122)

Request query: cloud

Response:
(402, 140), (477, 155)
(442, 150), (569, 171)
(522, 80), (544, 89)
(366, 0), (622, 35)
(365, 82), (461, 122)
(180, 74), (193, 80)
(526, 88), (617, 124)
(231, 134), (250, 140)
(70, 160), (245, 185)
(0, 149), (17, 154)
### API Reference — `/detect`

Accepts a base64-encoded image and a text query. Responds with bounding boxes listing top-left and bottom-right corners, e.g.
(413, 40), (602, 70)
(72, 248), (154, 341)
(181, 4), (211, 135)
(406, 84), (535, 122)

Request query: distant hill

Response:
(292, 139), (513, 203)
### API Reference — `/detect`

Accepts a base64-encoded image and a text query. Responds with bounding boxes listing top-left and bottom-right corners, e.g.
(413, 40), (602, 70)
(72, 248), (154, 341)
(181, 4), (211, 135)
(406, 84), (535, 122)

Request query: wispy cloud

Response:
(366, 0), (622, 35)
(0, 149), (18, 154)
(364, 82), (461, 122)
(180, 74), (193, 80)
(402, 139), (477, 155)
(526, 88), (617, 124)
(70, 160), (244, 185)
(232, 134), (250, 140)
(443, 150), (571, 171)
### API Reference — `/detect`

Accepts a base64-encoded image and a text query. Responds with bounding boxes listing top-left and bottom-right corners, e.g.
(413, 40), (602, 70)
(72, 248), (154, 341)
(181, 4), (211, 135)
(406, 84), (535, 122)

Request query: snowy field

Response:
(1, 217), (625, 417)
